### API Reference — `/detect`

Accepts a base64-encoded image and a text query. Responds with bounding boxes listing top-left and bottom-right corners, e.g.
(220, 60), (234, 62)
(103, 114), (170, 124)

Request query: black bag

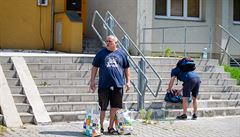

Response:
(164, 89), (192, 103)
(176, 58), (196, 72)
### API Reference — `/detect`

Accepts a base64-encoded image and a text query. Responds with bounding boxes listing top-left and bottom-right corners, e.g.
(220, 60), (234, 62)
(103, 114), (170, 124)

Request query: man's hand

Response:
(125, 82), (130, 92)
(90, 80), (96, 93)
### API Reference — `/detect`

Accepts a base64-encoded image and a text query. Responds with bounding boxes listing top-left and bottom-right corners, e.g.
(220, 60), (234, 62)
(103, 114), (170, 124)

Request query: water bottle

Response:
(202, 48), (208, 59)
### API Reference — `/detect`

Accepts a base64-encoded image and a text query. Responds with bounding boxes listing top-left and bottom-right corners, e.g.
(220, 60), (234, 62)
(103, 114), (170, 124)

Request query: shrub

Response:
(224, 65), (240, 85)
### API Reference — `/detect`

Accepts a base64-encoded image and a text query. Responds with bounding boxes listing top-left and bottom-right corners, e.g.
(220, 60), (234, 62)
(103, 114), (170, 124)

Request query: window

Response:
(155, 0), (201, 20)
(233, 0), (240, 22)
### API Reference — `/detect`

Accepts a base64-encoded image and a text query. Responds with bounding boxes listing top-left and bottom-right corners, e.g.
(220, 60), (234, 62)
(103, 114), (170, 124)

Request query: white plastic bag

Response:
(114, 108), (133, 135)
(83, 108), (101, 137)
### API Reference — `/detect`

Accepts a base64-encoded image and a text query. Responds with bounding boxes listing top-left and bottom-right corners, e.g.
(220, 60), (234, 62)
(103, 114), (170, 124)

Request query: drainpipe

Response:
(50, 0), (55, 50)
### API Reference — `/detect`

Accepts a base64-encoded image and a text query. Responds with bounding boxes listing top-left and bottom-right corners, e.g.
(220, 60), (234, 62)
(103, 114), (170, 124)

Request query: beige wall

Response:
(151, 0), (216, 56)
(86, 0), (138, 42)
(228, 0), (240, 57)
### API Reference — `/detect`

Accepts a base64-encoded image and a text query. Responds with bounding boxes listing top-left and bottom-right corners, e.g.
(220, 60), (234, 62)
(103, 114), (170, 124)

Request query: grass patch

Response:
(224, 65), (240, 85)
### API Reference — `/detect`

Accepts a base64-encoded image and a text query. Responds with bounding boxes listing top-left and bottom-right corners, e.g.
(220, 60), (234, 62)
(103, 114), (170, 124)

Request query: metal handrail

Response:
(215, 42), (240, 67)
(218, 25), (240, 47)
(105, 11), (162, 97)
(142, 25), (212, 58)
(217, 25), (240, 66)
(91, 10), (162, 97)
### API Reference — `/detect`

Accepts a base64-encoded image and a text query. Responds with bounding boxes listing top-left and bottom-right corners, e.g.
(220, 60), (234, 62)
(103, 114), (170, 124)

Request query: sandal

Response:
(101, 127), (104, 133)
(107, 127), (118, 135)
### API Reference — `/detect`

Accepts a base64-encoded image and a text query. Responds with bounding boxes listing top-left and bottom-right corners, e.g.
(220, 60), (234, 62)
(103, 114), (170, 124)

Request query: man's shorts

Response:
(182, 77), (201, 98)
(98, 87), (123, 111)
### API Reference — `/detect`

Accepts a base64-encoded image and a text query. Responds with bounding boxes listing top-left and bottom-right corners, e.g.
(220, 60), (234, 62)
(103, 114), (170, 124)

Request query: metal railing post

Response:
(138, 58), (146, 110)
(220, 36), (230, 65)
(121, 35), (129, 50)
(184, 26), (187, 57)
(106, 16), (114, 36)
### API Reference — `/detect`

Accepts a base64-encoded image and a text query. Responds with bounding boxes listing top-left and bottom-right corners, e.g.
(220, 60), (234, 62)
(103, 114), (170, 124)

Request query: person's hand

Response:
(125, 82), (130, 92)
(175, 89), (182, 96)
(166, 88), (171, 92)
(89, 80), (96, 93)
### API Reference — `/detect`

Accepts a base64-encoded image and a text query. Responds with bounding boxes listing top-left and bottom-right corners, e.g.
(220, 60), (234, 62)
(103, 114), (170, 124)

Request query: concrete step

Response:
(44, 100), (240, 112)
(16, 103), (31, 113)
(48, 107), (240, 122)
(24, 56), (94, 64)
(24, 56), (219, 66)
(6, 78), (21, 86)
(12, 94), (27, 103)
(3, 70), (17, 78)
(37, 85), (240, 94)
(27, 63), (223, 72)
(40, 92), (240, 103)
(162, 107), (240, 118)
(9, 86), (23, 94)
(19, 112), (34, 124)
(0, 63), (14, 70)
(29, 70), (230, 79)
(34, 78), (237, 86)
(0, 57), (11, 63)
(49, 111), (85, 122)
(27, 63), (92, 71)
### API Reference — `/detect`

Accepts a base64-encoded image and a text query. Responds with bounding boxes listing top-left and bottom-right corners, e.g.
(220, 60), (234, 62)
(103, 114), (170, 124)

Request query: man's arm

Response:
(124, 68), (130, 92)
(167, 76), (176, 92)
(90, 66), (98, 92)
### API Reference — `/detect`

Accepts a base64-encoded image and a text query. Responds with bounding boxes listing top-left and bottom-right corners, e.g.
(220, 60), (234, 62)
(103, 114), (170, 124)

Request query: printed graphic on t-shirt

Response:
(105, 55), (119, 68)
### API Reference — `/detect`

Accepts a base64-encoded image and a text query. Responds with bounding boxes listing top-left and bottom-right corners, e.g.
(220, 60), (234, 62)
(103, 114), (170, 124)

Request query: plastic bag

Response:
(83, 108), (101, 137)
(114, 109), (133, 135)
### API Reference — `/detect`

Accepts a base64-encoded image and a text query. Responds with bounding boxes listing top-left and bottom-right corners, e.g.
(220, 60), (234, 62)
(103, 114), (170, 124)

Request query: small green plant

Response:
(146, 109), (153, 124)
(40, 81), (49, 86)
(165, 48), (171, 57)
(139, 109), (146, 121)
(224, 65), (240, 85)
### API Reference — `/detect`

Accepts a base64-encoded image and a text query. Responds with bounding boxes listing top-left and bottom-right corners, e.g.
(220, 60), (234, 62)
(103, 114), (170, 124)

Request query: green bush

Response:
(224, 65), (240, 85)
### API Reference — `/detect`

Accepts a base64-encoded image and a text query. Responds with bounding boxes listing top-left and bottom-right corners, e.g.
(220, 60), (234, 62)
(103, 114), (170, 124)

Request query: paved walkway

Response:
(0, 116), (240, 137)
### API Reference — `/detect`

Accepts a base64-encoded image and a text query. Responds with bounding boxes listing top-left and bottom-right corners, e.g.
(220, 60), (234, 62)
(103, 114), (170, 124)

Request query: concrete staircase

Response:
(24, 56), (240, 121)
(1, 55), (240, 125)
(0, 57), (35, 124)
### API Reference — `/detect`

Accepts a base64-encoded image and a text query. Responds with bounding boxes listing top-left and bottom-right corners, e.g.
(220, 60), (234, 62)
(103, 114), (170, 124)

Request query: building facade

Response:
(86, 0), (240, 60)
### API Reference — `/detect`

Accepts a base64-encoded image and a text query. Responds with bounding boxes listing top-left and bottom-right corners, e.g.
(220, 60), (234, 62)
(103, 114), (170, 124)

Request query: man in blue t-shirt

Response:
(167, 59), (201, 120)
(90, 35), (130, 134)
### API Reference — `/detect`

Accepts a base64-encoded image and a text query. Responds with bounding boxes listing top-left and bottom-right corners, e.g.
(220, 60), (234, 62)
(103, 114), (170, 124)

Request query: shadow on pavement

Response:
(39, 131), (86, 137)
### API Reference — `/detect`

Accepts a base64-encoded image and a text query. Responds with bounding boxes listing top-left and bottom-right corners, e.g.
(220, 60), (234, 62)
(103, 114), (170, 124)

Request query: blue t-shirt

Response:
(92, 48), (130, 89)
(171, 67), (199, 82)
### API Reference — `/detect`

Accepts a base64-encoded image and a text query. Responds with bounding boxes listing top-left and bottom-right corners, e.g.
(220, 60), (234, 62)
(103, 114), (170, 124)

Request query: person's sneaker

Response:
(192, 113), (197, 120)
(176, 114), (187, 120)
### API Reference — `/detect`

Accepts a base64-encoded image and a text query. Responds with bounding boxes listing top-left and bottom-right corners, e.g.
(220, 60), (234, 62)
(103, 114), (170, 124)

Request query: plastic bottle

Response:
(202, 48), (208, 59)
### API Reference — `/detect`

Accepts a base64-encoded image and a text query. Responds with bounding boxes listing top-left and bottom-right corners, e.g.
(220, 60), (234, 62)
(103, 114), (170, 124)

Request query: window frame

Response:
(233, 0), (240, 24)
(155, 0), (202, 21)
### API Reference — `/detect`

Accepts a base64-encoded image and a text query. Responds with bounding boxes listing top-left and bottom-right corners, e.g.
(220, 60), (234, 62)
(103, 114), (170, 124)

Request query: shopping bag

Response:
(83, 108), (101, 137)
(114, 108), (133, 135)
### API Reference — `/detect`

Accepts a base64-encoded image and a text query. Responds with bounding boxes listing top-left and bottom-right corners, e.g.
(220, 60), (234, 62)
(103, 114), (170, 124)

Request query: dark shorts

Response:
(183, 77), (201, 98)
(98, 87), (123, 111)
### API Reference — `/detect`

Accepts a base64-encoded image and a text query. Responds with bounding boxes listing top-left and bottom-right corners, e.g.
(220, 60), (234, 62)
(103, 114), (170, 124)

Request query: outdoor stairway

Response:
(22, 56), (240, 122)
(1, 55), (240, 125)
(0, 57), (35, 124)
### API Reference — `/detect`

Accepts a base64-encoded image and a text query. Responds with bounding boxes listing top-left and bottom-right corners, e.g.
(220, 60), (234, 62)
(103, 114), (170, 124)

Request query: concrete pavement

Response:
(1, 116), (240, 137)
